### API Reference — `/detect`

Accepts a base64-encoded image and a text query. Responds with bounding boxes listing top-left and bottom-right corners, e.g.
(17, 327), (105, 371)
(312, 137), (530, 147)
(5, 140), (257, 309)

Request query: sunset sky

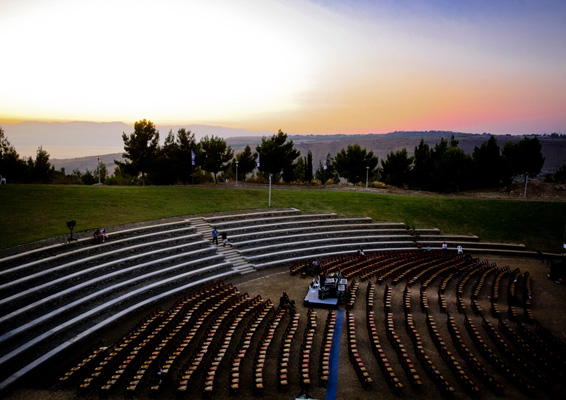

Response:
(1, 0), (565, 139)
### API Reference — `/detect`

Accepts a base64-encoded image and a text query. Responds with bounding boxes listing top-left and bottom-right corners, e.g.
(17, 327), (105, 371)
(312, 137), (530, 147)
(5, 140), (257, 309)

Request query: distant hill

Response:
(51, 133), (566, 176)
(2, 121), (275, 159)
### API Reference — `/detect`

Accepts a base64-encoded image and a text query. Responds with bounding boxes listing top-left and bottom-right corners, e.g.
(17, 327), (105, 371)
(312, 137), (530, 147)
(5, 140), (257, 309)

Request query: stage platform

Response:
(303, 286), (339, 309)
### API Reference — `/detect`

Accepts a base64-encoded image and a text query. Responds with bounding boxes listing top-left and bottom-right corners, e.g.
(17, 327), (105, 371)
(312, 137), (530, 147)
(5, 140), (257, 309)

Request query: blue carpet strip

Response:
(325, 309), (344, 400)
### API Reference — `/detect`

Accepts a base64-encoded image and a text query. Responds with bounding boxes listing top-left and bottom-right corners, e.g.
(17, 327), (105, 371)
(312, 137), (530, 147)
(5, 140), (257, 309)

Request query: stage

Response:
(303, 275), (347, 309)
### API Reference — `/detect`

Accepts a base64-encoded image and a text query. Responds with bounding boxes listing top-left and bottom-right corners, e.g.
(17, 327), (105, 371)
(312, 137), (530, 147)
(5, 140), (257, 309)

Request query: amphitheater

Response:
(1, 208), (565, 400)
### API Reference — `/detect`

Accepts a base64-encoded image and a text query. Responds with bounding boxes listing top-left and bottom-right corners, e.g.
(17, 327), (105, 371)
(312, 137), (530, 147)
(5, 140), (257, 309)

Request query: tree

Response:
(294, 157), (306, 182)
(234, 145), (256, 182)
(152, 129), (178, 185)
(503, 136), (545, 197)
(255, 130), (300, 182)
(200, 135), (233, 183)
(315, 153), (339, 184)
(305, 151), (313, 183)
(28, 146), (55, 183)
(381, 148), (413, 188)
(545, 164), (566, 183)
(409, 139), (433, 190)
(175, 128), (199, 184)
(334, 144), (379, 184)
(0, 127), (26, 182)
(472, 135), (508, 188)
(118, 119), (160, 185)
(436, 147), (473, 192)
(81, 169), (96, 185)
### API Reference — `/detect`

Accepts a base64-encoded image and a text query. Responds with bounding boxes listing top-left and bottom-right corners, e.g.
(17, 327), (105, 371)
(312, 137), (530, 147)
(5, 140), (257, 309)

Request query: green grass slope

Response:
(0, 185), (565, 253)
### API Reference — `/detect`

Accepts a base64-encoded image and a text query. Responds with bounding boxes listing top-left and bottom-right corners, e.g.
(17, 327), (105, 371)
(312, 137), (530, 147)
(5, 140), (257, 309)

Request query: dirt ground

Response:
(3, 253), (565, 400)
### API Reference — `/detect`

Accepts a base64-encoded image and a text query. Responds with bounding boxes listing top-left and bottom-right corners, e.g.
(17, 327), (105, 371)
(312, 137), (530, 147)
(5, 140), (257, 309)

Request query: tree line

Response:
(0, 121), (561, 191)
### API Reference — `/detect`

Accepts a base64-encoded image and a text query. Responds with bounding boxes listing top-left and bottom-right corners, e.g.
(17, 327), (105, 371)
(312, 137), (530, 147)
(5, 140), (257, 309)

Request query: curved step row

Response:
(0, 218), (242, 389)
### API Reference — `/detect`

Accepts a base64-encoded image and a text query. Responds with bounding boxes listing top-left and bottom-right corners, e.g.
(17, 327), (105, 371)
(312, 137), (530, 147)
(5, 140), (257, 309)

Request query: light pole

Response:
(97, 156), (101, 184)
(268, 174), (272, 208)
(365, 166), (369, 191)
(235, 161), (239, 186)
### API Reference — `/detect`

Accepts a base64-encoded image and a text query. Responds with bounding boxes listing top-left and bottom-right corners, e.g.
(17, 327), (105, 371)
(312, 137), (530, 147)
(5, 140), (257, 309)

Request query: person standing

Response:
(221, 231), (228, 246)
(212, 227), (219, 245)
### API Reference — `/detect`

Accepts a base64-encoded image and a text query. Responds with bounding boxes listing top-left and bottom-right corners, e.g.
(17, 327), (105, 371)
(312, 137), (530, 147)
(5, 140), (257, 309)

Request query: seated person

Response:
(93, 228), (108, 243)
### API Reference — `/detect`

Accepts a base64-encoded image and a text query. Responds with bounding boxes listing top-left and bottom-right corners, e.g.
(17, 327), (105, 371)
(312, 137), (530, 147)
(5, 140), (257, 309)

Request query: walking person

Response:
(212, 227), (219, 245)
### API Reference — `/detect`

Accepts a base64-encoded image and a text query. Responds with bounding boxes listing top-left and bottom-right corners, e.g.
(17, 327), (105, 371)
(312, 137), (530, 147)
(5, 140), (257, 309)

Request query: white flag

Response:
(191, 150), (195, 166)
(256, 153), (260, 168)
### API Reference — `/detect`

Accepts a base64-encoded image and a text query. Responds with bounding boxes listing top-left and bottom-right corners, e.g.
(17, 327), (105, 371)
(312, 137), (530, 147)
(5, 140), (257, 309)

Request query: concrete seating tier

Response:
(0, 271), (236, 392)
(240, 235), (416, 257)
(0, 224), (197, 281)
(232, 226), (420, 248)
(212, 216), (375, 237)
(203, 208), (302, 225)
(419, 240), (527, 252)
(0, 261), (235, 386)
(0, 219), (193, 269)
(0, 218), (240, 389)
(207, 212), (339, 229)
(0, 249), (222, 338)
(0, 236), (209, 300)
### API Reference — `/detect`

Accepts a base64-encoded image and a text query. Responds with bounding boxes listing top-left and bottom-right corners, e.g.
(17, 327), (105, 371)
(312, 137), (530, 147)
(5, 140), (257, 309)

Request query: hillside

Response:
(51, 133), (566, 176)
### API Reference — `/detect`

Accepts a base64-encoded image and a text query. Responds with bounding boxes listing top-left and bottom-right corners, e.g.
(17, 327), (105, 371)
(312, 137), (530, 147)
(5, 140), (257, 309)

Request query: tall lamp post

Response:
(268, 174), (272, 208)
(97, 156), (101, 184)
(365, 166), (369, 191)
(235, 161), (239, 187)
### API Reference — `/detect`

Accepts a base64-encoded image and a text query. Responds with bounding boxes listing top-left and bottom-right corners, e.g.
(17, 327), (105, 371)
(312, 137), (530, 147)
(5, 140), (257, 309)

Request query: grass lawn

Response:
(1, 184), (565, 252)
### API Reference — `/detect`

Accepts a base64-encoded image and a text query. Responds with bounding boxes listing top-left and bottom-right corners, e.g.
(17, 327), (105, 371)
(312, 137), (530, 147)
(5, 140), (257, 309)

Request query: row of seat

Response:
(122, 284), (237, 394)
(406, 255), (453, 287)
(366, 282), (375, 310)
(346, 311), (373, 389)
(366, 309), (403, 395)
(346, 280), (360, 309)
(318, 310), (336, 388)
(252, 306), (286, 396)
(446, 315), (505, 395)
(481, 318), (553, 394)
(229, 299), (273, 397)
(489, 266), (510, 318)
(277, 310), (300, 393)
(521, 272), (535, 322)
(163, 291), (248, 379)
(498, 319), (562, 385)
(78, 309), (167, 393)
(224, 297), (268, 396)
(403, 312), (455, 397)
(200, 295), (260, 397)
(68, 282), (231, 395)
(425, 313), (479, 395)
(173, 289), (243, 396)
(74, 310), (164, 391)
(464, 315), (535, 396)
(385, 311), (423, 390)
(517, 322), (566, 374)
(299, 308), (318, 388)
